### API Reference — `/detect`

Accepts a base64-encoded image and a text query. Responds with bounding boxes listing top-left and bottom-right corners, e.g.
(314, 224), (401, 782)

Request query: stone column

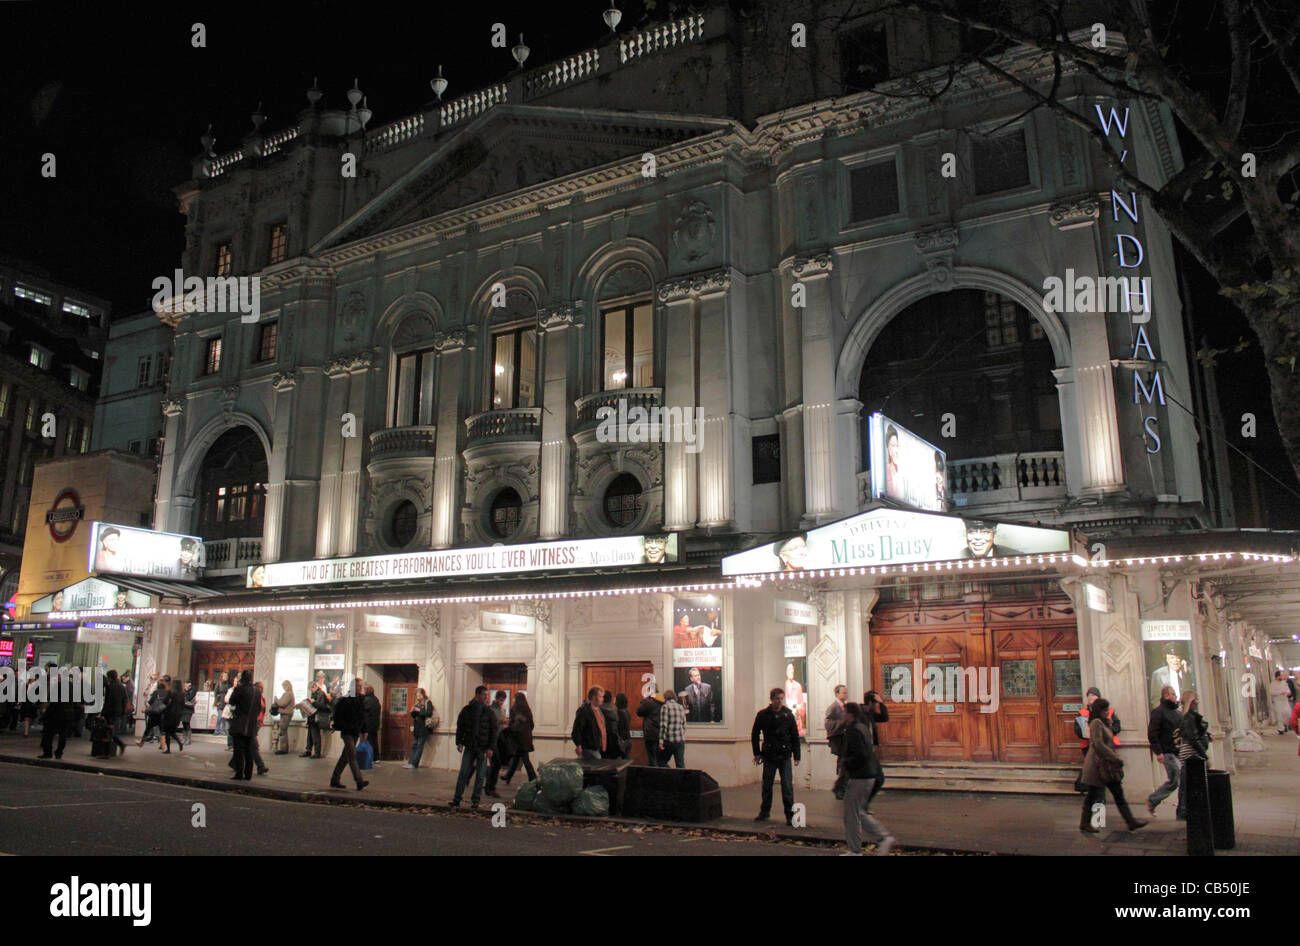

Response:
(788, 254), (841, 525)
(694, 270), (735, 529)
(537, 304), (580, 540)
(154, 398), (187, 532)
(1073, 362), (1126, 494)
(315, 359), (351, 558)
(431, 330), (470, 549)
(657, 278), (699, 532)
(337, 351), (375, 556)
(261, 371), (298, 563)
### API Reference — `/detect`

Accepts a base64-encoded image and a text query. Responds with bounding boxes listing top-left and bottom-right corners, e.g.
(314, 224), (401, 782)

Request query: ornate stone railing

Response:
(524, 48), (600, 99)
(207, 149), (245, 177)
(619, 13), (706, 64)
(440, 82), (508, 129)
(574, 387), (664, 431)
(858, 451), (1066, 509)
(465, 407), (541, 444)
(262, 126), (300, 155)
(366, 114), (425, 153)
(369, 425), (437, 461)
(203, 536), (262, 571)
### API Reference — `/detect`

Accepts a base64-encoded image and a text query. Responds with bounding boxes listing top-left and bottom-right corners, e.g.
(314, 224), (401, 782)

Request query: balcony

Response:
(858, 451), (1067, 511)
(202, 536), (262, 577)
(574, 387), (663, 432)
(369, 426), (436, 462)
(465, 407), (542, 446)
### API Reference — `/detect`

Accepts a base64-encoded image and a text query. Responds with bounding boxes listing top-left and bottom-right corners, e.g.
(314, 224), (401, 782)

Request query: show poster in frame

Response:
(313, 618), (347, 700)
(671, 597), (722, 724)
(867, 412), (948, 513)
(783, 633), (808, 736)
(1141, 620), (1198, 708)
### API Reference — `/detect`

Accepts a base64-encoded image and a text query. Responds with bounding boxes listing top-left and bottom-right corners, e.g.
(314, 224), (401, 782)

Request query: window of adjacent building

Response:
(215, 242), (233, 277)
(601, 302), (654, 391)
(752, 433), (781, 485)
(203, 337), (222, 376)
(0, 383), (9, 419)
(80, 424), (89, 454)
(603, 473), (644, 528)
(29, 344), (52, 370)
(68, 366), (89, 392)
(390, 346), (436, 427)
(839, 21), (889, 93)
(128, 439), (141, 455)
(137, 355), (153, 388)
(255, 321), (279, 363)
(383, 499), (418, 549)
(491, 326), (537, 409)
(24, 401), (36, 432)
(848, 158), (900, 223)
(972, 128), (1031, 195)
(13, 285), (53, 315)
(62, 300), (92, 319)
(489, 488), (522, 539)
(984, 292), (1020, 347)
(267, 223), (288, 265)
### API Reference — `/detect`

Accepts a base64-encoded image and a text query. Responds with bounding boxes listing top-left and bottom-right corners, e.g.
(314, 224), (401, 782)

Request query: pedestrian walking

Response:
(1078, 687), (1122, 758)
(160, 679), (185, 753)
(1146, 685), (1183, 818)
(502, 692), (536, 784)
(227, 671), (258, 780)
(861, 690), (889, 803)
(19, 692), (39, 737)
(362, 684), (382, 762)
(1081, 698), (1148, 833)
(1269, 671), (1292, 734)
(101, 670), (128, 757)
(119, 672), (135, 738)
(37, 664), (71, 760)
(404, 688), (433, 768)
(752, 687), (801, 825)
(1175, 690), (1211, 821)
(137, 674), (166, 746)
(658, 689), (688, 768)
(301, 680), (330, 759)
(272, 681), (295, 754)
(636, 691), (665, 766)
(485, 690), (510, 796)
(450, 685), (494, 808)
(181, 681), (196, 745)
(251, 682), (270, 775)
(840, 702), (895, 855)
(571, 686), (607, 761)
(329, 678), (370, 791)
(824, 685), (848, 799)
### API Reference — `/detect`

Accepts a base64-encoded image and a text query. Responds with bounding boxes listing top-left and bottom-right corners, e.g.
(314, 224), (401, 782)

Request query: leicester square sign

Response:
(46, 488), (85, 543)
(246, 533), (680, 589)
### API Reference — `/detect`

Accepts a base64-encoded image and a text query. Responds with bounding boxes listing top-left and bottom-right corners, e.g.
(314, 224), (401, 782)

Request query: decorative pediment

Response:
(316, 107), (727, 251)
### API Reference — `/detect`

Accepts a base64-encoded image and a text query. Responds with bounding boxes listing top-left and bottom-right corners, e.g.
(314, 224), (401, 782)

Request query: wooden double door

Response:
(581, 662), (655, 764)
(380, 664), (419, 761)
(871, 591), (1081, 764)
(190, 642), (255, 691)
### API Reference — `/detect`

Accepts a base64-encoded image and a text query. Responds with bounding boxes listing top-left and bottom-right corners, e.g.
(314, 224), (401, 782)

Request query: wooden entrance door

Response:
(581, 662), (655, 764)
(918, 633), (968, 761)
(874, 634), (920, 761)
(190, 642), (255, 691)
(381, 664), (419, 761)
(1043, 627), (1081, 763)
(992, 627), (1049, 763)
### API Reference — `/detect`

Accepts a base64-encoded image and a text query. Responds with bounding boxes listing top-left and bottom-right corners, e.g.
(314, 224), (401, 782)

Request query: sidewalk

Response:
(2, 728), (1296, 855)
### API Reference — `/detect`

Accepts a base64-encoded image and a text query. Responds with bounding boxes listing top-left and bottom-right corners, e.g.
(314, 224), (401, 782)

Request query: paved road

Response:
(0, 763), (826, 856)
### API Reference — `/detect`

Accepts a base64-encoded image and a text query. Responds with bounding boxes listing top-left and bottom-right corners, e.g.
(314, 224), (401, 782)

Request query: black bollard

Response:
(1183, 756), (1213, 856)
(1207, 769), (1236, 850)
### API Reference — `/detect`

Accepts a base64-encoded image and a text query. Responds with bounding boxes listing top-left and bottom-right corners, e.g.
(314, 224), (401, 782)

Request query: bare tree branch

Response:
(1223, 0), (1252, 137)
(1251, 0), (1300, 100)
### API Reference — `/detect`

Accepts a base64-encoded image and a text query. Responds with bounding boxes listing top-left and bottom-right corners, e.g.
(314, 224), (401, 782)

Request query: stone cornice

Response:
(537, 301), (585, 332)
(656, 268), (731, 303)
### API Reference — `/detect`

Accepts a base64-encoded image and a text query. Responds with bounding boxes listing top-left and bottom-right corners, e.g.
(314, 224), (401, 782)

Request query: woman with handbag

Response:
(1079, 698), (1148, 834)
(301, 680), (330, 759)
(502, 692), (537, 785)
(404, 688), (433, 768)
(160, 679), (185, 754)
(1175, 690), (1211, 820)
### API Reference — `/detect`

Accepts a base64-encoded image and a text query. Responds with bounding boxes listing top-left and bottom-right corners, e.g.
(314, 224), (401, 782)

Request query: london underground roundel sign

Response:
(46, 488), (85, 543)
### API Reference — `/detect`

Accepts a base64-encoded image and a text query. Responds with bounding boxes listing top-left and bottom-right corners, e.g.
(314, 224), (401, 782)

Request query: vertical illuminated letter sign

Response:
(1096, 104), (1162, 455)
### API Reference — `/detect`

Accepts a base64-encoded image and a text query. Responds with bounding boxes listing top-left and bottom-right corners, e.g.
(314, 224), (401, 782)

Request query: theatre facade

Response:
(15, 7), (1300, 792)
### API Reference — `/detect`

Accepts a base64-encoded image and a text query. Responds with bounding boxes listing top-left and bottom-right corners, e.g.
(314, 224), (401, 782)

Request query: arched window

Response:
(389, 313), (438, 428)
(598, 265), (654, 391)
(603, 473), (644, 528)
(489, 290), (537, 410)
(197, 427), (268, 540)
(489, 488), (523, 538)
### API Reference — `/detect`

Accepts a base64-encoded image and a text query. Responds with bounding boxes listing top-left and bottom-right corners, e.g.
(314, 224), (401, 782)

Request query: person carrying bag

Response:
(1079, 699), (1148, 834)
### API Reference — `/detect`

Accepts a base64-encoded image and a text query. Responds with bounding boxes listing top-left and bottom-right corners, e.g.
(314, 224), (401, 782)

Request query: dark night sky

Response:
(2, 0), (1296, 525)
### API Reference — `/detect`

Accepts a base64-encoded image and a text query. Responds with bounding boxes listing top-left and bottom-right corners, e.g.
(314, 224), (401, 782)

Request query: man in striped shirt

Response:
(658, 689), (688, 768)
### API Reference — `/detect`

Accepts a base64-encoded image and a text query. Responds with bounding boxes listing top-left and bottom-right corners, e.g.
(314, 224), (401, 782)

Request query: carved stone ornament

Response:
(913, 226), (959, 291)
(791, 254), (834, 278)
(219, 385), (240, 409)
(337, 291), (367, 346)
(271, 369), (298, 391)
(656, 268), (730, 303)
(538, 301), (584, 332)
(433, 329), (469, 353)
(162, 398), (185, 417)
(1048, 196), (1101, 230)
(671, 199), (716, 264)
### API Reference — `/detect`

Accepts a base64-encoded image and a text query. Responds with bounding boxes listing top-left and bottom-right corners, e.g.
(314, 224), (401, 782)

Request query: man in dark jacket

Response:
(329, 678), (370, 791)
(485, 690), (510, 797)
(752, 687), (801, 825)
(571, 686), (606, 760)
(38, 664), (72, 760)
(452, 686), (495, 807)
(362, 684), (382, 761)
(1146, 686), (1182, 818)
(101, 670), (128, 757)
(841, 702), (895, 855)
(227, 670), (260, 780)
(637, 692), (664, 766)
